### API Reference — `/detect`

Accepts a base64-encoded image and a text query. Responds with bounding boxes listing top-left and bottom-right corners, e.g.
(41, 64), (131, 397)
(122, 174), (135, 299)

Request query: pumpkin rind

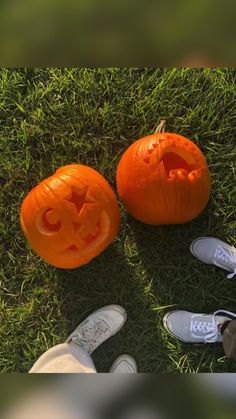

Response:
(20, 164), (120, 268)
(116, 133), (211, 224)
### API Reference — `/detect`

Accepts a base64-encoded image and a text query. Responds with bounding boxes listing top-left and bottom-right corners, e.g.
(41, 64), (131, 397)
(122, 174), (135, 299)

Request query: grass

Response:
(0, 68), (236, 373)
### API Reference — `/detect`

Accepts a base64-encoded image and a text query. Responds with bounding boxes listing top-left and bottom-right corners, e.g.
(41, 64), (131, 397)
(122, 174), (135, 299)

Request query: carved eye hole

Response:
(36, 208), (61, 235)
(65, 187), (89, 233)
(144, 157), (150, 165)
(63, 187), (89, 233)
(67, 188), (88, 214)
(144, 143), (159, 164)
(43, 209), (61, 231)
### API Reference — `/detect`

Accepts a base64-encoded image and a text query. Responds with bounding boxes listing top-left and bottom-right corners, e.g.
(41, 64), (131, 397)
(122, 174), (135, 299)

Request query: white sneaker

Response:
(67, 305), (127, 354)
(190, 237), (236, 279)
(110, 354), (137, 373)
(163, 310), (236, 343)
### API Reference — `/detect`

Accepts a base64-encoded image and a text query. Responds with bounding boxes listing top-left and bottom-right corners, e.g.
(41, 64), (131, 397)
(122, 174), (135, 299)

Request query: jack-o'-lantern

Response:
(116, 121), (211, 225)
(20, 164), (120, 268)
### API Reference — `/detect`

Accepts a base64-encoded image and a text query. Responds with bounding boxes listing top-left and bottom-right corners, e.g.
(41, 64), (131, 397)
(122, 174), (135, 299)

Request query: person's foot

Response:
(67, 305), (127, 354)
(190, 237), (236, 279)
(110, 354), (137, 373)
(163, 309), (236, 343)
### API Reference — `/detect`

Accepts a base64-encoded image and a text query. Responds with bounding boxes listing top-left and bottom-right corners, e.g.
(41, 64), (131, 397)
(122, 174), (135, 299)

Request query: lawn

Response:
(0, 68), (236, 373)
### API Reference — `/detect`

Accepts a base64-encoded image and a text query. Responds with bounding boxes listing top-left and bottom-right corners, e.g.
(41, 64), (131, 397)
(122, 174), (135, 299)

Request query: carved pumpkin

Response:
(20, 164), (120, 268)
(116, 121), (211, 225)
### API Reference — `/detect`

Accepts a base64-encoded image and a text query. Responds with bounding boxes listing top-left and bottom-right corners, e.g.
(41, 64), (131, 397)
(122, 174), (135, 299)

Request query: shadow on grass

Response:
(52, 203), (236, 372)
(127, 203), (233, 308)
(125, 204), (236, 372)
(54, 242), (163, 372)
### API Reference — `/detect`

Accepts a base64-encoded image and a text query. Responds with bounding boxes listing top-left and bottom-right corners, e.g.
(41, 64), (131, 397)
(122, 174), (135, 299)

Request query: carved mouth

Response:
(60, 211), (110, 256)
(143, 140), (203, 180)
(151, 143), (204, 181)
(161, 152), (195, 176)
(64, 223), (101, 252)
(159, 151), (204, 181)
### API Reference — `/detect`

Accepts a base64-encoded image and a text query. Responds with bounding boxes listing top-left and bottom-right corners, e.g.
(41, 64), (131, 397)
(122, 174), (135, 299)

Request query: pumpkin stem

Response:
(155, 120), (166, 134)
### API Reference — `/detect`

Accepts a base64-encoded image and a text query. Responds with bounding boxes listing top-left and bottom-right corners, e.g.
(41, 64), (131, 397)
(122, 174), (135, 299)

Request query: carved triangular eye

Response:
(67, 244), (78, 251)
(144, 157), (150, 164)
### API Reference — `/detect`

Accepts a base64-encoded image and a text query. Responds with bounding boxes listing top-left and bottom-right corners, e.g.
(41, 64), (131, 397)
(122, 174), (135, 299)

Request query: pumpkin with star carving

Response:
(20, 164), (120, 268)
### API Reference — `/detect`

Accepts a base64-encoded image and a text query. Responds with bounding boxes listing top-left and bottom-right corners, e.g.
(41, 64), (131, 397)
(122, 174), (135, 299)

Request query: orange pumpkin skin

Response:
(20, 164), (120, 268)
(116, 133), (211, 225)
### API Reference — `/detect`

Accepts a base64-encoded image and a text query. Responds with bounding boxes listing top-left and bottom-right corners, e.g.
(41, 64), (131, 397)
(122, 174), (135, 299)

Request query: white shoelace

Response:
(214, 246), (236, 279)
(190, 310), (236, 343)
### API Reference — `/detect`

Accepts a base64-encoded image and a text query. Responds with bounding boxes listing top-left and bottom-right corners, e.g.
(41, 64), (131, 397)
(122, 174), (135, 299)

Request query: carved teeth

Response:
(188, 168), (203, 180)
(168, 169), (191, 181)
(188, 172), (196, 181)
(195, 168), (202, 178)
(168, 169), (178, 180)
(176, 169), (187, 180)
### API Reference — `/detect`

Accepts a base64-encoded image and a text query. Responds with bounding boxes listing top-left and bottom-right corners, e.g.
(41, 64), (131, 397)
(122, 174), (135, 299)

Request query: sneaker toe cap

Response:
(164, 311), (191, 342)
(98, 305), (127, 332)
(190, 237), (217, 264)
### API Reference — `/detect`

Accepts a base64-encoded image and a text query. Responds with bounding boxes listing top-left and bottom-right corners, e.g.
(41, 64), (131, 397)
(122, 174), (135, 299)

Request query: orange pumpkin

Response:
(20, 164), (120, 268)
(116, 121), (211, 225)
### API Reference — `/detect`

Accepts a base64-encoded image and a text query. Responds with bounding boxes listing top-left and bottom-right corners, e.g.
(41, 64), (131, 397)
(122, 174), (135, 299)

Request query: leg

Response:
(29, 342), (96, 373)
(222, 319), (236, 361)
(29, 304), (127, 373)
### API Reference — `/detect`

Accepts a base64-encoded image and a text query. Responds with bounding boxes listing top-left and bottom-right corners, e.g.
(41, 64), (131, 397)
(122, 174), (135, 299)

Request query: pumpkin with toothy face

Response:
(20, 164), (120, 268)
(116, 121), (212, 225)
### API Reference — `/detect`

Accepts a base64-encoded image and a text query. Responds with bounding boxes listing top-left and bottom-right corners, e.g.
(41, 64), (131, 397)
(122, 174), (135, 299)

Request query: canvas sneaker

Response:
(190, 237), (236, 279)
(163, 309), (236, 343)
(67, 305), (127, 354)
(110, 354), (138, 373)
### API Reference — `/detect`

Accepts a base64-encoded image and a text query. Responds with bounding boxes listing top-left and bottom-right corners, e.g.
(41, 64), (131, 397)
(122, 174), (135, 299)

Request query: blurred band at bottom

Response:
(1, 374), (236, 419)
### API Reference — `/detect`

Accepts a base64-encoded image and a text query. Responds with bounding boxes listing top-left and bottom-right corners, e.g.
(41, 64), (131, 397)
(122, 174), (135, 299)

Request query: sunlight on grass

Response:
(0, 68), (236, 372)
